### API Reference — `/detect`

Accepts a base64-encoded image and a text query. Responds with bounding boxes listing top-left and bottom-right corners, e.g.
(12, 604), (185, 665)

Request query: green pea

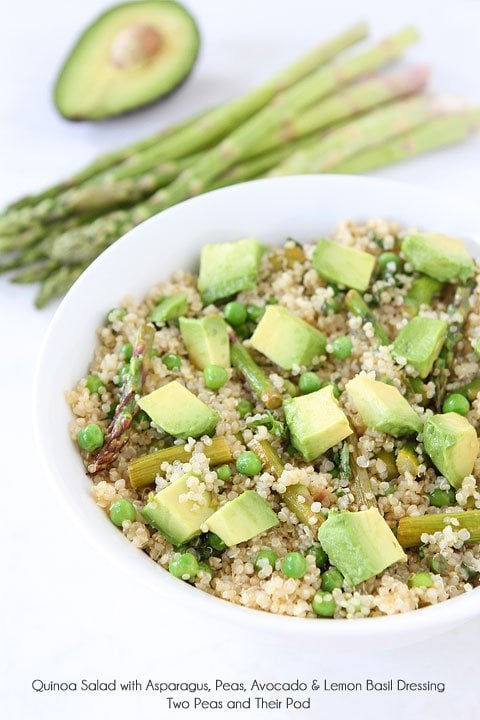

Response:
(234, 323), (251, 340)
(134, 409), (150, 426)
(197, 561), (215, 578)
(224, 301), (247, 326)
(254, 549), (278, 571)
(442, 393), (470, 416)
(429, 553), (447, 575)
(474, 340), (480, 358)
(324, 297), (342, 314)
(85, 374), (104, 394)
(429, 487), (456, 508)
(331, 336), (353, 360)
(283, 379), (298, 397)
(236, 451), (262, 477)
(237, 399), (254, 419)
(321, 568), (344, 592)
(109, 498), (136, 526)
(119, 342), (133, 361)
(281, 552), (307, 579)
(306, 545), (329, 571)
(319, 380), (340, 400)
(298, 371), (322, 395)
(246, 304), (265, 322)
(408, 571), (433, 588)
(378, 252), (401, 275)
(312, 591), (336, 618)
(168, 552), (199, 580)
(206, 532), (227, 552)
(216, 464), (232, 482)
(162, 352), (181, 370)
(204, 364), (229, 390)
(77, 423), (104, 452)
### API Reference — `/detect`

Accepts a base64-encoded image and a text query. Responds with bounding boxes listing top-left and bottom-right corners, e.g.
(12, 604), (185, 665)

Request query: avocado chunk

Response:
(138, 380), (219, 439)
(179, 315), (230, 369)
(197, 238), (263, 305)
(402, 232), (475, 284)
(250, 305), (326, 370)
(149, 293), (188, 324)
(318, 508), (407, 586)
(205, 491), (279, 547)
(284, 385), (352, 462)
(392, 316), (447, 378)
(141, 473), (215, 545)
(423, 413), (479, 488)
(312, 238), (375, 292)
(54, 1), (200, 120)
(346, 375), (421, 437)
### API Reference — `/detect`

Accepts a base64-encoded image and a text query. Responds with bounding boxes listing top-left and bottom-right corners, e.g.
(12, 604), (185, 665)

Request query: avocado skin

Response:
(54, 1), (201, 121)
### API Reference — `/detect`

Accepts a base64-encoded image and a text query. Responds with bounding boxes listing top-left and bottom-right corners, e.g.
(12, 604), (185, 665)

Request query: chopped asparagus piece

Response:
(345, 290), (390, 346)
(396, 441), (419, 476)
(230, 340), (282, 409)
(405, 275), (443, 314)
(397, 511), (480, 548)
(128, 436), (233, 488)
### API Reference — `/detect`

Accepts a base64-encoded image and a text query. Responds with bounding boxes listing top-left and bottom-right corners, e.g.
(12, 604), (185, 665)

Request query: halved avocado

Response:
(54, 1), (200, 120)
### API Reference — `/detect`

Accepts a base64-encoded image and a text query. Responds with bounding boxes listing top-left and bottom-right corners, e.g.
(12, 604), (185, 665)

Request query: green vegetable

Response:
(119, 343), (133, 361)
(442, 393), (470, 416)
(230, 340), (283, 410)
(345, 290), (390, 345)
(237, 398), (254, 418)
(397, 511), (480, 548)
(203, 364), (229, 390)
(216, 464), (232, 482)
(109, 498), (136, 526)
(429, 553), (447, 574)
(318, 380), (340, 399)
(236, 451), (263, 477)
(408, 571), (433, 588)
(312, 591), (336, 617)
(428, 487), (456, 508)
(321, 568), (344, 592)
(162, 352), (181, 370)
(224, 301), (248, 326)
(246, 305), (265, 322)
(306, 544), (329, 570)
(206, 532), (227, 553)
(86, 374), (104, 394)
(77, 423), (104, 452)
(299, 371), (322, 395)
(115, 363), (130, 385)
(197, 561), (214, 578)
(254, 549), (278, 571)
(149, 293), (188, 324)
(331, 335), (352, 360)
(281, 552), (307, 579)
(169, 552), (199, 580)
(378, 252), (401, 275)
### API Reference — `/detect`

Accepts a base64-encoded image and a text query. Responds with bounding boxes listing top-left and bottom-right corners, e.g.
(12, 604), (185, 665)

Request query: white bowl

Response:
(34, 175), (480, 647)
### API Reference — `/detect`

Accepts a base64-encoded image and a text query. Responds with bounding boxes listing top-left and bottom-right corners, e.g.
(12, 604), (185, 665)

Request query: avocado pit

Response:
(110, 23), (163, 69)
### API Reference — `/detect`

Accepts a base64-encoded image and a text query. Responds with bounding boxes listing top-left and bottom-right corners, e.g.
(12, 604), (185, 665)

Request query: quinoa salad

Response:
(67, 219), (480, 619)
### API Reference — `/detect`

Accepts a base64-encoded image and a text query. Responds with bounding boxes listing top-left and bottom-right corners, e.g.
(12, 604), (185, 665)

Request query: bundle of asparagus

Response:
(1, 22), (479, 307)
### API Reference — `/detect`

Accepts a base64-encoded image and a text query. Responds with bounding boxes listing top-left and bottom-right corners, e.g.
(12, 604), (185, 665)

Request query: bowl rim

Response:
(33, 174), (480, 640)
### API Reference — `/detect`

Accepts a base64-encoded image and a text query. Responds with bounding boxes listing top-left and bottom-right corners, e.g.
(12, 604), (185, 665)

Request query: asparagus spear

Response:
(397, 511), (480, 548)
(106, 23), (370, 181)
(269, 95), (440, 176)
(34, 264), (85, 308)
(331, 109), (480, 173)
(405, 275), (443, 315)
(348, 431), (377, 509)
(252, 439), (323, 527)
(432, 285), (471, 411)
(90, 324), (154, 474)
(12, 259), (59, 284)
(128, 437), (233, 489)
(230, 340), (282, 409)
(49, 28), (419, 268)
(345, 289), (391, 345)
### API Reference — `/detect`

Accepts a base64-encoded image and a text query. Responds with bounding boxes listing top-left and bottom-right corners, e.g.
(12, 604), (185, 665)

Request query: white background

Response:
(2, 1), (480, 718)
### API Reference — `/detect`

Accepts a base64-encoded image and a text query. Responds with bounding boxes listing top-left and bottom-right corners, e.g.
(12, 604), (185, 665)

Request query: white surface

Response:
(2, 1), (480, 718)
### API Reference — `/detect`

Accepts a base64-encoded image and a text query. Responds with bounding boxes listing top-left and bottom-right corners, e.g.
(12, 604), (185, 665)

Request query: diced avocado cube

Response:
(312, 238), (375, 292)
(284, 385), (352, 462)
(148, 293), (188, 324)
(250, 305), (326, 370)
(318, 508), (407, 586)
(138, 380), (219, 439)
(179, 315), (230, 369)
(141, 473), (216, 545)
(205, 490), (279, 546)
(346, 375), (421, 437)
(392, 316), (447, 378)
(402, 232), (475, 284)
(197, 237), (263, 304)
(423, 413), (479, 488)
